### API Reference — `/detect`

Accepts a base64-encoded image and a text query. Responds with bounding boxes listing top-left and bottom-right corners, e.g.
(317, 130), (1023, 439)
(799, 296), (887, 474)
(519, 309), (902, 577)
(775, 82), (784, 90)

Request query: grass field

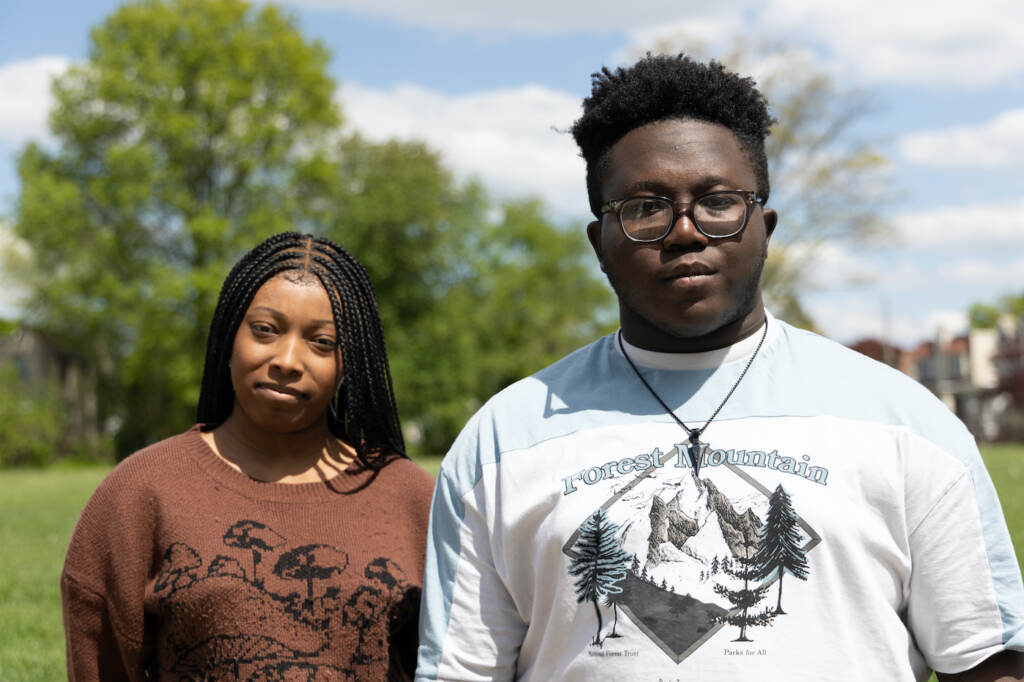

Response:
(1, 447), (1020, 680)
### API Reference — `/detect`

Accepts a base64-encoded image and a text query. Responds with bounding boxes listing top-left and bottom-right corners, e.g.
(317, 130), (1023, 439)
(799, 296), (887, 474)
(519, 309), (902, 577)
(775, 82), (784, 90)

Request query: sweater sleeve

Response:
(61, 571), (138, 682)
(61, 460), (152, 682)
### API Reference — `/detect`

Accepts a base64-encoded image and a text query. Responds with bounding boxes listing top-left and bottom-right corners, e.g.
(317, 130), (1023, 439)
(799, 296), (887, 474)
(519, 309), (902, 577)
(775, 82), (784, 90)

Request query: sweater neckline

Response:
(184, 425), (382, 501)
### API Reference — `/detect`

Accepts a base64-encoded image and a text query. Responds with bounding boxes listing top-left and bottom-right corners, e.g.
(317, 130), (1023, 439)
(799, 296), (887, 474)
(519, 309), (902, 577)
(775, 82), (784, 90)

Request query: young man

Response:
(416, 55), (1024, 681)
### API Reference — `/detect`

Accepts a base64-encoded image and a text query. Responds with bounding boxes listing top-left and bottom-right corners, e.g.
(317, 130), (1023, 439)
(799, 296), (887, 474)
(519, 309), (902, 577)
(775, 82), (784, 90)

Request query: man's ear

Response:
(762, 208), (778, 242)
(586, 220), (606, 272)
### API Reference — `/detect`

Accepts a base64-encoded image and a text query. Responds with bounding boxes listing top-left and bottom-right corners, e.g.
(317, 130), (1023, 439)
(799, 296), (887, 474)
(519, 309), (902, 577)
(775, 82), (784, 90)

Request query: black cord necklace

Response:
(617, 319), (769, 478)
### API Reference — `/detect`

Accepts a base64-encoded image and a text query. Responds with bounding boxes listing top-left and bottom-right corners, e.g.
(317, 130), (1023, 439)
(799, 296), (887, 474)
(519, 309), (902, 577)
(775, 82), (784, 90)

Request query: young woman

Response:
(62, 232), (434, 681)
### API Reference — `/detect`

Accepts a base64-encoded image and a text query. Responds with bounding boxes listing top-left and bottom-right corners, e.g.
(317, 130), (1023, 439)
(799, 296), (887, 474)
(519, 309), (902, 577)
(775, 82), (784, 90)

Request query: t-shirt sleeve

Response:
(905, 446), (1024, 674)
(416, 441), (526, 680)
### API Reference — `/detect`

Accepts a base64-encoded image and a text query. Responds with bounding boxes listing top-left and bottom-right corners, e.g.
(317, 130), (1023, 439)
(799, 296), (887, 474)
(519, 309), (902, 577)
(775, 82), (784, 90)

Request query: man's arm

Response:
(416, 466), (526, 680)
(936, 650), (1024, 682)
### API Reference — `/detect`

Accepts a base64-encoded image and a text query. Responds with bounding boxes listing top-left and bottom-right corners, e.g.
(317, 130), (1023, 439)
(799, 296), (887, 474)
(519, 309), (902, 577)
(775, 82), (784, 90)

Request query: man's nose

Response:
(661, 210), (709, 249)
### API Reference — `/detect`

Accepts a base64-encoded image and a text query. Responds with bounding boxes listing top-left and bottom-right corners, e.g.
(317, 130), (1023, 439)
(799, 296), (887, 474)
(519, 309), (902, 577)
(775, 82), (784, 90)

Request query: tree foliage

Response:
(969, 292), (1024, 329)
(7, 0), (612, 458)
(10, 0), (339, 455)
(632, 36), (891, 329)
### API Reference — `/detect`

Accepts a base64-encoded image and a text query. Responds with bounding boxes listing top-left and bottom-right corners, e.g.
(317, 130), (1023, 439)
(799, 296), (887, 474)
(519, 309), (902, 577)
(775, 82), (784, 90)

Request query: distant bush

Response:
(0, 361), (65, 467)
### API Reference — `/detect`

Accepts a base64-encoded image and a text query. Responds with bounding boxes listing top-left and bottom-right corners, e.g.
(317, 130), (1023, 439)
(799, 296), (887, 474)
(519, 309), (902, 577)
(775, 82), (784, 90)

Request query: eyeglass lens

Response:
(619, 194), (748, 240)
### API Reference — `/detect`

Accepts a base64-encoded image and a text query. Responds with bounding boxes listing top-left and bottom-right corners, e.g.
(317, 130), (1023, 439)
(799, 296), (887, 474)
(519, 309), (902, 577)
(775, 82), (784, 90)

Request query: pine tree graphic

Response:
(713, 530), (775, 641)
(754, 484), (809, 614)
(569, 508), (632, 646)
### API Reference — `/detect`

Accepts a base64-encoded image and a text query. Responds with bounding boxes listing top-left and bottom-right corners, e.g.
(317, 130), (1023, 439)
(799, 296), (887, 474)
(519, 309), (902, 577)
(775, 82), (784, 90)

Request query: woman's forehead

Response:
(248, 273), (335, 317)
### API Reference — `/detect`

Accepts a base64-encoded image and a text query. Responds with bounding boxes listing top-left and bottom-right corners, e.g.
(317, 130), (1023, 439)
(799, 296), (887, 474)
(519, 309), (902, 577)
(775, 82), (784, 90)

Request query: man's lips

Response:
(660, 261), (717, 280)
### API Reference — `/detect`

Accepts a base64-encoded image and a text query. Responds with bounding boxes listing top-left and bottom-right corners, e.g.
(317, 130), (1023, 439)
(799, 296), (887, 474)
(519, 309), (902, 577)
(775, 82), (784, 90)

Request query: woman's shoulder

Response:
(65, 428), (206, 577)
(379, 455), (434, 485)
(90, 427), (206, 505)
(372, 455), (435, 502)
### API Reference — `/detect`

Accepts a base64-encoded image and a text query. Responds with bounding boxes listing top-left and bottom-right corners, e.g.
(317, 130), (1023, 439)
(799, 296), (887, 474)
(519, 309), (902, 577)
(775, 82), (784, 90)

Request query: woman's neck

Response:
(201, 411), (355, 484)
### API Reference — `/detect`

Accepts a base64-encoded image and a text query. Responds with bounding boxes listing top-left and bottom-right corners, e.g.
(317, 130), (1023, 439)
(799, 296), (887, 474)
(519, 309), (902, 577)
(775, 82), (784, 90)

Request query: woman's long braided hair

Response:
(197, 232), (406, 468)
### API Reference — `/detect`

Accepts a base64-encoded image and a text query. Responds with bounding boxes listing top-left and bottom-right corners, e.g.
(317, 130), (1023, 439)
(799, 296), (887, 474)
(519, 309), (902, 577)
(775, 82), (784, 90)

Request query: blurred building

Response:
(849, 317), (1023, 442)
(0, 325), (100, 449)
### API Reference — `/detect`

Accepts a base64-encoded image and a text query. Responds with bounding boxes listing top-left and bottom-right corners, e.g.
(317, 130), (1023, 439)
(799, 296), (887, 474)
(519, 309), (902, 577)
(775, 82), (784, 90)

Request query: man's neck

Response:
(620, 304), (768, 353)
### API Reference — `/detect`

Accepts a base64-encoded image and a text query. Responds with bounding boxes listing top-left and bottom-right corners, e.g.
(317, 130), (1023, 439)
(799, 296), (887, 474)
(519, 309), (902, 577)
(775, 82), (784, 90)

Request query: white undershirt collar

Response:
(615, 311), (777, 371)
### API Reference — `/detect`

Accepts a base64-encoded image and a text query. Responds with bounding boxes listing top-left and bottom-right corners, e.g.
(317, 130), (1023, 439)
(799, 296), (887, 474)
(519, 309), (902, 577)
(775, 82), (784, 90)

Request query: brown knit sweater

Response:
(61, 426), (434, 681)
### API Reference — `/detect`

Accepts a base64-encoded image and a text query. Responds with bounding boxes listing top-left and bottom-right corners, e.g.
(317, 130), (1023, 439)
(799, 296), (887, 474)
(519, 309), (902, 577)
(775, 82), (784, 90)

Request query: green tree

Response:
(300, 137), (612, 453)
(9, 0), (613, 458)
(969, 303), (1002, 329)
(632, 37), (891, 329)
(969, 292), (1024, 329)
(10, 0), (339, 455)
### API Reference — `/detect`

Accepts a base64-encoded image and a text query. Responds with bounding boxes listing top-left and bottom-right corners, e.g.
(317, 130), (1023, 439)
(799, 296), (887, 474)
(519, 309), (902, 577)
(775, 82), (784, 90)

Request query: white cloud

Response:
(948, 257), (1024, 286)
(784, 241), (881, 289)
(338, 82), (589, 212)
(0, 56), (70, 147)
(923, 309), (969, 338)
(282, 0), (742, 33)
(899, 108), (1024, 169)
(804, 296), (926, 345)
(764, 0), (1024, 88)
(894, 199), (1024, 249)
(287, 0), (1024, 88)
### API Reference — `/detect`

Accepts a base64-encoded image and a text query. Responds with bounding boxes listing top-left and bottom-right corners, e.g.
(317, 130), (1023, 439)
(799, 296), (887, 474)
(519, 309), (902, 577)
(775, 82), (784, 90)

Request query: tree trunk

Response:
(592, 599), (603, 646)
(775, 570), (786, 614)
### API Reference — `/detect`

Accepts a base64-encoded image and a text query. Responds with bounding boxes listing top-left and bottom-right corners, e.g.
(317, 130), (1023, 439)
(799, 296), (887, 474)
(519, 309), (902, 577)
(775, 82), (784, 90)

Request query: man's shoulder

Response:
(777, 321), (937, 395)
(492, 335), (613, 403)
(771, 320), (973, 445)
(441, 336), (622, 467)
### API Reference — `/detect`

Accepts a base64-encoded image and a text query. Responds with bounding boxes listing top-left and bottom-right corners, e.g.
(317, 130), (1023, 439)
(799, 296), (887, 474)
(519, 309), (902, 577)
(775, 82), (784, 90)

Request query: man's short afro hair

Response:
(571, 54), (775, 217)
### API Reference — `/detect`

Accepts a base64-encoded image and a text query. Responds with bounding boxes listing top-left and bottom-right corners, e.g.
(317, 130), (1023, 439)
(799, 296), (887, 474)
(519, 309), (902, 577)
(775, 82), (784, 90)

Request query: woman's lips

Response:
(256, 383), (306, 401)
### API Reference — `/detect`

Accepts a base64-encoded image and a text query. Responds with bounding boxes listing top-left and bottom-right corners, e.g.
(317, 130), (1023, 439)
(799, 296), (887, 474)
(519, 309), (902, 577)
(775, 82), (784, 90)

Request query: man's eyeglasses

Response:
(600, 190), (766, 242)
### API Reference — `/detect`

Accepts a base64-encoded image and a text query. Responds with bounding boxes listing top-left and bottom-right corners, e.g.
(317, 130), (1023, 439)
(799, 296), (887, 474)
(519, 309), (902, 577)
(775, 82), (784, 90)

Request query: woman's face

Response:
(229, 273), (342, 434)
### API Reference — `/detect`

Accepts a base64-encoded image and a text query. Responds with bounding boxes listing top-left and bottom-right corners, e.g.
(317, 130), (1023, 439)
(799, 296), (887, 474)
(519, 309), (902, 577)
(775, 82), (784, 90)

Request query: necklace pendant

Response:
(687, 434), (703, 477)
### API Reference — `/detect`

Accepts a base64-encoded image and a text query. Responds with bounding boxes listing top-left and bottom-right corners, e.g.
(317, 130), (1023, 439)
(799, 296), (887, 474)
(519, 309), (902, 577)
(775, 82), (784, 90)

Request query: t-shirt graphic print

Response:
(563, 440), (820, 662)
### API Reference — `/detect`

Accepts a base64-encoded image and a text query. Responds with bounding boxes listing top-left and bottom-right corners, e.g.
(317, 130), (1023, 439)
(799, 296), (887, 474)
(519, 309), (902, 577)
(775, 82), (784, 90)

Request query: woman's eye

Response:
(251, 323), (275, 335)
(313, 338), (337, 350)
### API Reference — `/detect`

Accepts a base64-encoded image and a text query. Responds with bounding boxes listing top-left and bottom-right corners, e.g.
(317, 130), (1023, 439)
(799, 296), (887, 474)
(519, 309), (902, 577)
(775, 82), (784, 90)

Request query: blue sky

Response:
(1, 0), (1022, 345)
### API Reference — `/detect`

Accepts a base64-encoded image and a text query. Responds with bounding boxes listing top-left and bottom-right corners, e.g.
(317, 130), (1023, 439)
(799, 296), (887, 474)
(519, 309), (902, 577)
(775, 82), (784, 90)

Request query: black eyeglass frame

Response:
(599, 190), (766, 242)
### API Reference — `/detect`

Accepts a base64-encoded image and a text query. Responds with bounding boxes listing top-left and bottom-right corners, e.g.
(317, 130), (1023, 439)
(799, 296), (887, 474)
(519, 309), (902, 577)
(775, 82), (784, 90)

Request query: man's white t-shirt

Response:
(416, 315), (1024, 681)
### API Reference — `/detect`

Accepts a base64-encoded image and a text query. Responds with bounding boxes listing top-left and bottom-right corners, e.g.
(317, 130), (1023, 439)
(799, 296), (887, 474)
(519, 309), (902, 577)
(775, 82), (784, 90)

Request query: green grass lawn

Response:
(0, 447), (1020, 680)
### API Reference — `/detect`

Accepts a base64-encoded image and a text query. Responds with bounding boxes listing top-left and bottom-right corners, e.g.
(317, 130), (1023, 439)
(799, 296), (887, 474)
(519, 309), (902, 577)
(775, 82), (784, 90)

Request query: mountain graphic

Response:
(566, 452), (821, 662)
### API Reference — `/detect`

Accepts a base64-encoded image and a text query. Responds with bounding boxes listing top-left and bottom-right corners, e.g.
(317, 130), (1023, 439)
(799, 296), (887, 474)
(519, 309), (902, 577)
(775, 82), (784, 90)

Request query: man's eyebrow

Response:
(623, 176), (737, 195)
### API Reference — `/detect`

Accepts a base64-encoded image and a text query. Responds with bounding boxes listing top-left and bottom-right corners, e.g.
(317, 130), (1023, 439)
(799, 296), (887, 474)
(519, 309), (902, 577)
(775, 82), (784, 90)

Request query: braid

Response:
(197, 232), (406, 468)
